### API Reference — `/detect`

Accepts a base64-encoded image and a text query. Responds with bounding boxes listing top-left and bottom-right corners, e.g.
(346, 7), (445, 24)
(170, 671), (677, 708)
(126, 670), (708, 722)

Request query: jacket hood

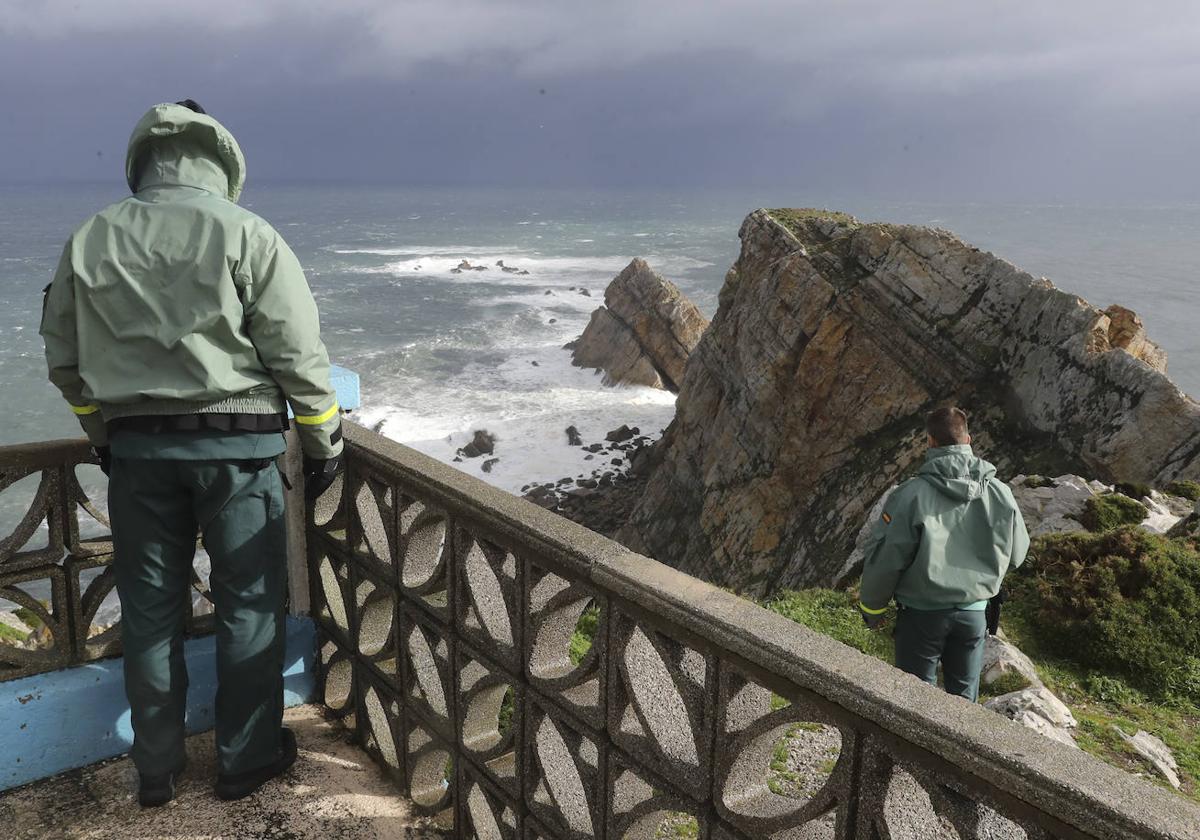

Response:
(917, 444), (997, 502)
(125, 103), (246, 202)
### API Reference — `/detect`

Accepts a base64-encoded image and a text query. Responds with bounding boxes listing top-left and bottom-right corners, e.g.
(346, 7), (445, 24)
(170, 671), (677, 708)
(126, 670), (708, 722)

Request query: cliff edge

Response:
(617, 208), (1200, 594)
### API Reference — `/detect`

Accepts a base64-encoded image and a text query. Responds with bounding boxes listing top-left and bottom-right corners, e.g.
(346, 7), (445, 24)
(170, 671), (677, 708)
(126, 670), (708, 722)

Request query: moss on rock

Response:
(1081, 493), (1148, 531)
(1167, 481), (1200, 501)
(767, 208), (858, 239)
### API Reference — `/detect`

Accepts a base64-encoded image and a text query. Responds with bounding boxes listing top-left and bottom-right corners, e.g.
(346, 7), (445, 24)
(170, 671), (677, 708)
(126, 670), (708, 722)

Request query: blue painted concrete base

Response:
(0, 615), (316, 791)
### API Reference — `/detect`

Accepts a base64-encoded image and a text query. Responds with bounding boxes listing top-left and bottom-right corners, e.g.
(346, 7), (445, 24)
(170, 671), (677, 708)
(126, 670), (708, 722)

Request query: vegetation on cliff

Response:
(1009, 527), (1200, 705)
(1080, 493), (1149, 531)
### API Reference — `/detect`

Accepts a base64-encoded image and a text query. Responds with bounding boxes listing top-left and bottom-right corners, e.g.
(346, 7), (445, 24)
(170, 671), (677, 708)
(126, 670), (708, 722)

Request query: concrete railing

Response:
(307, 423), (1200, 840)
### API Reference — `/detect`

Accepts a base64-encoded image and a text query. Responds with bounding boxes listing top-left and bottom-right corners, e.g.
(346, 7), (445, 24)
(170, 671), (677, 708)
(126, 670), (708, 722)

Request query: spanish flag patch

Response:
(881, 512), (892, 524)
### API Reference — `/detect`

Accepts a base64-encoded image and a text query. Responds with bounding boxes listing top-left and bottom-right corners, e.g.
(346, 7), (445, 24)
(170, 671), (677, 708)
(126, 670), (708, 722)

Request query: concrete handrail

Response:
(304, 422), (1200, 839)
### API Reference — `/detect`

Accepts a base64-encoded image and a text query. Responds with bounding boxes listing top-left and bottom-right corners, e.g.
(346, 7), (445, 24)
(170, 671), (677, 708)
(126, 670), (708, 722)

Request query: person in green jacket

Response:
(39, 100), (344, 806)
(858, 406), (1029, 702)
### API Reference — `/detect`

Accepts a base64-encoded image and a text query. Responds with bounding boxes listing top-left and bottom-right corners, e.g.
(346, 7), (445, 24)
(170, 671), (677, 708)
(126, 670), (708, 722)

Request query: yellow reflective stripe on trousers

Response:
(70, 404), (100, 416)
(295, 402), (339, 426)
(859, 602), (888, 615)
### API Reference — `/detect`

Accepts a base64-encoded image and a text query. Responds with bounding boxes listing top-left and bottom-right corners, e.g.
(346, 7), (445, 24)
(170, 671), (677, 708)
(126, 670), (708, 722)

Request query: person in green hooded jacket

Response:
(858, 406), (1030, 702)
(39, 100), (344, 806)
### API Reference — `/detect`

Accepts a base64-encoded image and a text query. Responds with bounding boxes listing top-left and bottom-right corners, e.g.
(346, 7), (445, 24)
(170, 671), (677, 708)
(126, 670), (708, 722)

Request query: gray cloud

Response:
(2, 1), (1198, 199)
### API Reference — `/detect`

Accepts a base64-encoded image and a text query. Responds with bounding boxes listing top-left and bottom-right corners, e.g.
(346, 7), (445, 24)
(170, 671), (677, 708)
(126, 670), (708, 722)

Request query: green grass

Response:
(764, 588), (895, 663)
(997, 595), (1200, 799)
(758, 582), (1199, 800)
(1167, 481), (1200, 501)
(0, 622), (29, 643)
(979, 670), (1032, 699)
(569, 605), (599, 666)
(767, 208), (857, 239)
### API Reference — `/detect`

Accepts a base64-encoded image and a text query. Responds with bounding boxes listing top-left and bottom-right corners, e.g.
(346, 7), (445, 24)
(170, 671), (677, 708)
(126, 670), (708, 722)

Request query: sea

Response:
(2, 184), (1199, 616)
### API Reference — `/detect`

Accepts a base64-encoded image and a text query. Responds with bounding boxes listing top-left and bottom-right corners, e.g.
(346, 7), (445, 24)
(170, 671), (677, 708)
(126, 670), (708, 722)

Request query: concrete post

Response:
(282, 428), (309, 615)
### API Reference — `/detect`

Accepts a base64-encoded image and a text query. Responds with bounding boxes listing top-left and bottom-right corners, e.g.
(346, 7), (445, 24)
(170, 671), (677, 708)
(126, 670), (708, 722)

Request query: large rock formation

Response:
(570, 258), (708, 391)
(618, 209), (1200, 594)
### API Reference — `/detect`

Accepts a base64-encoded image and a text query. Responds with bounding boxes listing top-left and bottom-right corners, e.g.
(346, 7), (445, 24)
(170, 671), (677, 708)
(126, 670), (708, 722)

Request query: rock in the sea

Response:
(619, 209), (1200, 593)
(1113, 727), (1181, 789)
(481, 458), (500, 473)
(605, 424), (635, 443)
(566, 425), (583, 446)
(458, 429), (496, 459)
(570, 258), (708, 392)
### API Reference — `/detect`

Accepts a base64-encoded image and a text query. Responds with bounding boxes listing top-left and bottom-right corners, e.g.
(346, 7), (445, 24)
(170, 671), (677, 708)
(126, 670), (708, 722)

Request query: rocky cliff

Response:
(618, 209), (1200, 594)
(570, 258), (708, 391)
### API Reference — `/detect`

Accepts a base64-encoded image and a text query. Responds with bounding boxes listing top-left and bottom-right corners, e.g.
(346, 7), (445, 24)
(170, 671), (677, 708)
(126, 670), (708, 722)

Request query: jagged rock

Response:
(606, 425), (635, 443)
(1140, 491), (1187, 534)
(619, 209), (1200, 593)
(1167, 500), (1200, 539)
(566, 426), (583, 446)
(458, 430), (496, 459)
(1004, 709), (1079, 749)
(481, 458), (500, 473)
(980, 635), (1041, 690)
(1113, 727), (1181, 789)
(1009, 474), (1107, 537)
(985, 687), (1078, 747)
(1103, 305), (1168, 373)
(570, 258), (708, 392)
(833, 486), (896, 585)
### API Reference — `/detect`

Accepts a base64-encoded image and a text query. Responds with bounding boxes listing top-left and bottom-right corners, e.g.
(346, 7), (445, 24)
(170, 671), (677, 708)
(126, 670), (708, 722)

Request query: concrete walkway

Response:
(0, 705), (446, 839)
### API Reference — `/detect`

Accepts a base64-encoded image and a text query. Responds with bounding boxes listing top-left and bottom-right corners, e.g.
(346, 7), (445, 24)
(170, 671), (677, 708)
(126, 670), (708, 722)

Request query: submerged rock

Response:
(619, 208), (1200, 593)
(458, 429), (496, 459)
(570, 258), (708, 392)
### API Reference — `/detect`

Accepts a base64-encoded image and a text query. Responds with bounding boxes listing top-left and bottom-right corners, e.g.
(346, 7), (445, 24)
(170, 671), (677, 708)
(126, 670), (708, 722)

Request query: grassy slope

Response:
(763, 588), (1200, 802)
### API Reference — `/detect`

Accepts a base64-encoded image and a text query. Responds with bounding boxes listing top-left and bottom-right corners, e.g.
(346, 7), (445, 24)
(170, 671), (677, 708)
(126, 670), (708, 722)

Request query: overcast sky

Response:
(2, 1), (1199, 201)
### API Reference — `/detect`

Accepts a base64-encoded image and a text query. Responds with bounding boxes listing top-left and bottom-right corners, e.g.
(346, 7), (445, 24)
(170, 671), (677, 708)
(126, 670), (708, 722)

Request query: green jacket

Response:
(39, 103), (342, 459)
(860, 445), (1029, 613)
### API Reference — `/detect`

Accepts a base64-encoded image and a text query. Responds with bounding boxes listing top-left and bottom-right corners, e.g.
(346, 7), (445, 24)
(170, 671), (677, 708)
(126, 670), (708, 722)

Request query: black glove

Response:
(303, 454), (344, 502)
(92, 446), (112, 477)
(986, 588), (1007, 636)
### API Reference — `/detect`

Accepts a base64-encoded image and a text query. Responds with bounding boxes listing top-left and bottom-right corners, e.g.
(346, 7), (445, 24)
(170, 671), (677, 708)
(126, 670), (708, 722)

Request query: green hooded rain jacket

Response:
(859, 445), (1030, 613)
(39, 103), (341, 459)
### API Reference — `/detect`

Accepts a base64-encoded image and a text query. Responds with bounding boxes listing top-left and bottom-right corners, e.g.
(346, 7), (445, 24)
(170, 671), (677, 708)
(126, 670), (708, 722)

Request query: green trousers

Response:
(109, 456), (288, 777)
(894, 607), (987, 702)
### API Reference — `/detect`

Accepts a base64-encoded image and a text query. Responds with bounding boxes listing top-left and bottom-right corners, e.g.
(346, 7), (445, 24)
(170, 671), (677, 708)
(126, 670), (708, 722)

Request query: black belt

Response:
(108, 412), (291, 436)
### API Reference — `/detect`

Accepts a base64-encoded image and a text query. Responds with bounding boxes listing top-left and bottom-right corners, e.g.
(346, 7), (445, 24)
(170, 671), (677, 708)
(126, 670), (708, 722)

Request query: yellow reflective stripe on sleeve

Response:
(859, 602), (888, 615)
(295, 402), (340, 426)
(70, 404), (100, 416)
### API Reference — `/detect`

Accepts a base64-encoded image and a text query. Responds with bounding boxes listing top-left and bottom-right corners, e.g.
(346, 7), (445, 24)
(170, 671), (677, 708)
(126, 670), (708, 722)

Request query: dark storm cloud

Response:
(2, 1), (1199, 200)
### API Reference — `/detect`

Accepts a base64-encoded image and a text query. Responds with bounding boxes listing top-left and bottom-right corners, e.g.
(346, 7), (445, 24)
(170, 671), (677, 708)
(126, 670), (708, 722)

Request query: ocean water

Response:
(3, 184), (1200, 523)
(3, 183), (1200, 621)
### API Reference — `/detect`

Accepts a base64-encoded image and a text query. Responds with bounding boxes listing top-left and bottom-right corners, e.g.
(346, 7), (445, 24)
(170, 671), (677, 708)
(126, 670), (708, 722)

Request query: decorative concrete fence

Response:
(308, 423), (1200, 840)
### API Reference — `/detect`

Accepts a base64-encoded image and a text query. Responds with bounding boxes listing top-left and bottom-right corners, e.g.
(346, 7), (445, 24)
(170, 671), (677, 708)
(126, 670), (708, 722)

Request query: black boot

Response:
(139, 757), (186, 807)
(214, 728), (297, 801)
